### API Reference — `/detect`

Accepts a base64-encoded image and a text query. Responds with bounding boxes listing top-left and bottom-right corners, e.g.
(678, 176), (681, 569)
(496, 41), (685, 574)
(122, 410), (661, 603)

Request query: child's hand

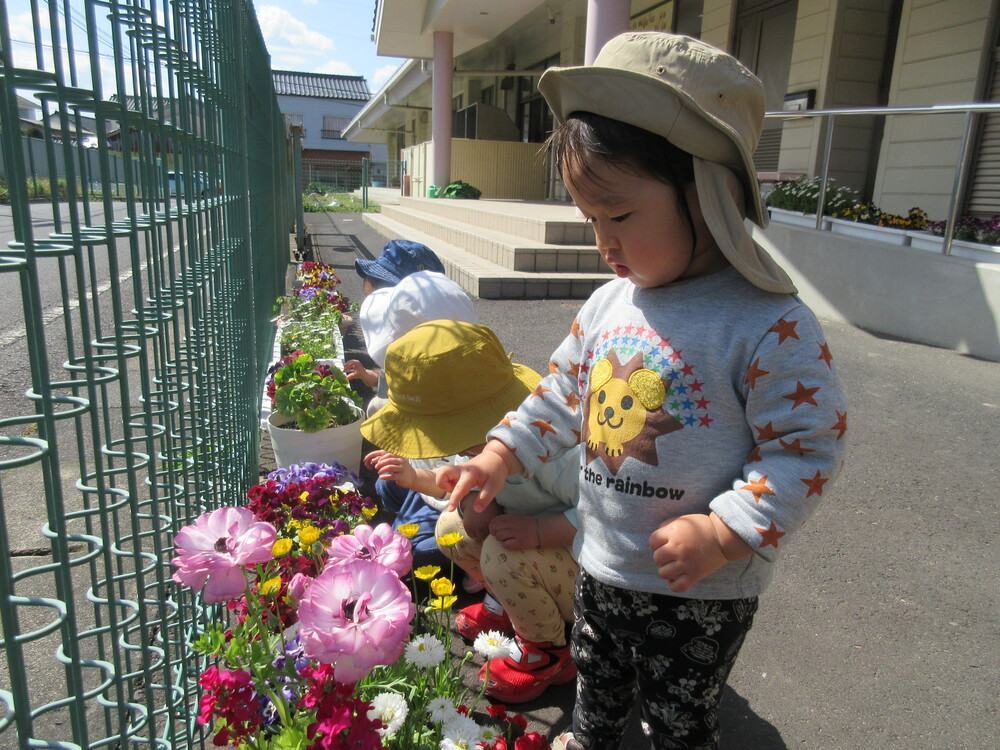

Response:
(649, 513), (748, 593)
(488, 513), (540, 550)
(364, 450), (417, 488)
(436, 447), (514, 513)
(343, 359), (378, 388)
(459, 498), (501, 541)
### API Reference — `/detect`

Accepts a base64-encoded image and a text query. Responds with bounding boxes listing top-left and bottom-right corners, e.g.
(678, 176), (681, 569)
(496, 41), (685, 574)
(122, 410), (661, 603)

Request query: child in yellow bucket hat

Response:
(360, 320), (582, 703)
(439, 32), (849, 749)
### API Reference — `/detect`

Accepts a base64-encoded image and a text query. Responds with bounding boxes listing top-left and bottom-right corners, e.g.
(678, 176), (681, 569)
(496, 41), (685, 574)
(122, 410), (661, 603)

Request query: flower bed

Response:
(173, 462), (551, 749)
(764, 178), (1000, 261)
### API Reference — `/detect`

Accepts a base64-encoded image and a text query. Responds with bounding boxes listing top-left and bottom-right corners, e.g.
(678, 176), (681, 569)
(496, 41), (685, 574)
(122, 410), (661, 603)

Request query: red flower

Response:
(514, 732), (550, 750)
(197, 666), (263, 745)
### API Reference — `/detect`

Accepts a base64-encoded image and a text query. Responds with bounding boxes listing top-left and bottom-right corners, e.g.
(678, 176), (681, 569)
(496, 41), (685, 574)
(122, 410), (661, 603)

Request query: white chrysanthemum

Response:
(441, 712), (483, 749)
(473, 630), (513, 660)
(367, 692), (408, 737)
(427, 695), (457, 724)
(405, 633), (446, 668)
(478, 724), (502, 744)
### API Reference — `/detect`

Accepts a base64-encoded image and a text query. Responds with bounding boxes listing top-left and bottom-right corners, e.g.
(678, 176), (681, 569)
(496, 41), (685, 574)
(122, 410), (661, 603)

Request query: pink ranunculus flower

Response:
(171, 507), (277, 603)
(324, 523), (412, 578)
(297, 558), (415, 683)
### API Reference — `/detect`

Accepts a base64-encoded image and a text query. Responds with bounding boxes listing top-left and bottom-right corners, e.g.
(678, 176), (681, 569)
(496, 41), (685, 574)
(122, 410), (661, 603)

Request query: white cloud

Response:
(257, 6), (334, 52)
(316, 59), (359, 76)
(371, 63), (400, 91)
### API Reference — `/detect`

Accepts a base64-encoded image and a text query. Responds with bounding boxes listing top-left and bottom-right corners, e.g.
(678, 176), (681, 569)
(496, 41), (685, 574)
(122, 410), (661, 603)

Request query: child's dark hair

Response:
(547, 111), (696, 238)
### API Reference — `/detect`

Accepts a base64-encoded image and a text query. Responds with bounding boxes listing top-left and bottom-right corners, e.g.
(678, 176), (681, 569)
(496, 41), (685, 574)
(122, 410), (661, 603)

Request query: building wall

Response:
(872, 0), (994, 218)
(701, 0), (735, 49)
(403, 138), (547, 199)
(277, 94), (387, 160)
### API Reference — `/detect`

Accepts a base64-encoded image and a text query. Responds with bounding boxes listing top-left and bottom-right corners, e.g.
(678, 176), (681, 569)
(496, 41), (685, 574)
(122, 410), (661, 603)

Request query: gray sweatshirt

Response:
(489, 268), (848, 599)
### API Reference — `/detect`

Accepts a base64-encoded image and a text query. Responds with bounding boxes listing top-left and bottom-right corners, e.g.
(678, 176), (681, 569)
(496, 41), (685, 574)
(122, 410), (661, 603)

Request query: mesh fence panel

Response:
(0, 1), (290, 746)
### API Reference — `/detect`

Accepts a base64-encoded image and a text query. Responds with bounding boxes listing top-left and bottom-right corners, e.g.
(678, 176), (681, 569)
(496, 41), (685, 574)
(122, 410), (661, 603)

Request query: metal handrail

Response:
(764, 102), (1000, 255)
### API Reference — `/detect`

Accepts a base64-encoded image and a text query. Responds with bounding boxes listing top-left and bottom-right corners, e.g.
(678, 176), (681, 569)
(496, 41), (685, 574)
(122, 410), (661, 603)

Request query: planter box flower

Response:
(829, 217), (910, 246)
(768, 207), (830, 230)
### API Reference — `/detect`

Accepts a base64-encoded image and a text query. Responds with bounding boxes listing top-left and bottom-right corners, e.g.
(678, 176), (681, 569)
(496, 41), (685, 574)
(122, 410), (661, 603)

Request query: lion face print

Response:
(582, 348), (685, 474)
(587, 358), (667, 457)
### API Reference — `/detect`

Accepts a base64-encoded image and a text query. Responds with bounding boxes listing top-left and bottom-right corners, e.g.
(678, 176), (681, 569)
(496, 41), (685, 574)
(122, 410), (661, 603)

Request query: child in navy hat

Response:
(354, 239), (445, 292)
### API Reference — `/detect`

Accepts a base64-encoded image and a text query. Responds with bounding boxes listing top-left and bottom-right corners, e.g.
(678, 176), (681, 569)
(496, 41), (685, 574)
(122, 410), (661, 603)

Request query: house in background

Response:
(272, 70), (389, 189)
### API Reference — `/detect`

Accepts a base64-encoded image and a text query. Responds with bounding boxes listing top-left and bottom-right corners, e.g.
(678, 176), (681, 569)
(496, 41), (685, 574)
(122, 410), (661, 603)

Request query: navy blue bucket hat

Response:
(355, 239), (445, 286)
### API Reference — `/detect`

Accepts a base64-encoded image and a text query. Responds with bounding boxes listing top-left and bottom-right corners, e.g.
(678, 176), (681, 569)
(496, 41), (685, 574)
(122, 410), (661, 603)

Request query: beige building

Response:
(347, 0), (999, 220)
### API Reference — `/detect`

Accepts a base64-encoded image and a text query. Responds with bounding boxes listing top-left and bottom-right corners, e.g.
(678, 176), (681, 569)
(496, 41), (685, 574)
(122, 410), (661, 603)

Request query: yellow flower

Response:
(286, 519), (304, 531)
(436, 532), (463, 547)
(272, 538), (293, 557)
(414, 565), (441, 580)
(362, 506), (378, 519)
(427, 595), (458, 611)
(397, 523), (420, 539)
(299, 491), (310, 501)
(430, 577), (455, 596)
(298, 525), (320, 545)
(260, 576), (282, 595)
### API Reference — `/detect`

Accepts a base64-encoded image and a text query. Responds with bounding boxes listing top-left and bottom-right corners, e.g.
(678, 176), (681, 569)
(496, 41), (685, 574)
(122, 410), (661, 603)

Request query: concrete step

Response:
(396, 196), (595, 246)
(363, 210), (610, 300)
(380, 203), (608, 274)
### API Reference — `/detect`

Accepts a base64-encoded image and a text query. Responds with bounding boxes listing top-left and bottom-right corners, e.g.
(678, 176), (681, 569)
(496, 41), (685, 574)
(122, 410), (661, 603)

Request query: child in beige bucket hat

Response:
(360, 320), (583, 703)
(439, 32), (849, 749)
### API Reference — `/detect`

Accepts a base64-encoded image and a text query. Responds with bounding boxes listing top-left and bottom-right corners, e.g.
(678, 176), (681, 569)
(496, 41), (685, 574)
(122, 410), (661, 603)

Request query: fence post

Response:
(362, 157), (369, 210)
(941, 111), (977, 257)
(815, 115), (835, 230)
(290, 124), (306, 256)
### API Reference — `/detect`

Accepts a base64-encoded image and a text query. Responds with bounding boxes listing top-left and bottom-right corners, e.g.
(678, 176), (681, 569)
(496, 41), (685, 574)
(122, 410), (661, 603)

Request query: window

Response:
(322, 115), (351, 139)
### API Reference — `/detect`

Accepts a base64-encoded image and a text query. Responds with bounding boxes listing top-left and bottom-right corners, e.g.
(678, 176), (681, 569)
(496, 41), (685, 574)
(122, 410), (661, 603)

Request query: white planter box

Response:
(829, 217), (910, 246)
(949, 238), (1000, 263)
(906, 231), (944, 252)
(768, 207), (830, 230)
(905, 232), (1000, 262)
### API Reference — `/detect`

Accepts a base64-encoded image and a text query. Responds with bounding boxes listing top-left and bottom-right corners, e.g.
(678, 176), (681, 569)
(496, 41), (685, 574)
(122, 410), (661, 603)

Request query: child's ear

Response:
(590, 358), (613, 390)
(627, 369), (666, 410)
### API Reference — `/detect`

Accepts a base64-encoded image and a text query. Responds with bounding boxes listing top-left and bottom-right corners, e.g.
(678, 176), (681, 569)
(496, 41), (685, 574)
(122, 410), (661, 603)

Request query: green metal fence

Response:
(0, 1), (291, 746)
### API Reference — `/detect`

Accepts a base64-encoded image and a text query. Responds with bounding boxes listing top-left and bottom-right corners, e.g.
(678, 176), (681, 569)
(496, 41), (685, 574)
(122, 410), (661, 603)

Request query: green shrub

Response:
(440, 180), (481, 199)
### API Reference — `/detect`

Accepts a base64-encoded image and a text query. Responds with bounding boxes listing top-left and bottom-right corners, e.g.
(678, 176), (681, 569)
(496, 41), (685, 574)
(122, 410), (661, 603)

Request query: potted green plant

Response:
(279, 320), (339, 361)
(265, 353), (365, 470)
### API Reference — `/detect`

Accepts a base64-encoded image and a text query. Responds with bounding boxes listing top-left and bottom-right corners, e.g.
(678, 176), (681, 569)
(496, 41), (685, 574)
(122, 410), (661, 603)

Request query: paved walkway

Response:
(298, 211), (1000, 749)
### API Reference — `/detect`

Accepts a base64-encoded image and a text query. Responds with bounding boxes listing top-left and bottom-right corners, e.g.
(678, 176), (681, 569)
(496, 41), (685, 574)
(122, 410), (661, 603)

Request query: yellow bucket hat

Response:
(360, 320), (540, 458)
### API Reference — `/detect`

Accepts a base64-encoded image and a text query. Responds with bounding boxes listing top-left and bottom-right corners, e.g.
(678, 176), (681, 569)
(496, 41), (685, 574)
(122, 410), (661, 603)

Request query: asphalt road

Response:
(308, 211), (999, 750)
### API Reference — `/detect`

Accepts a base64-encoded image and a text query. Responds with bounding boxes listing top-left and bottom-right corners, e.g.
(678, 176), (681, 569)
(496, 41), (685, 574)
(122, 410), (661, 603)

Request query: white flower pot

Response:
(767, 207), (830, 230)
(266, 404), (364, 473)
(829, 218), (910, 246)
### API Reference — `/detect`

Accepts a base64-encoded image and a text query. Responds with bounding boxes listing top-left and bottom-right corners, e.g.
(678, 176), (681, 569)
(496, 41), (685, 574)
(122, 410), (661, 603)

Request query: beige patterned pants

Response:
(436, 509), (578, 645)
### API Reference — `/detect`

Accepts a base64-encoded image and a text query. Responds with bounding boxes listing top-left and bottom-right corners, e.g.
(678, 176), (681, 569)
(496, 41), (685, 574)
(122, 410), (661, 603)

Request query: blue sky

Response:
(4, 0), (405, 97)
(254, 0), (405, 91)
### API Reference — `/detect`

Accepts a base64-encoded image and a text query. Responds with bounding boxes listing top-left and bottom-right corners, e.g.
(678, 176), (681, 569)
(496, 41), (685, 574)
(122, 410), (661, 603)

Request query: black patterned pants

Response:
(570, 569), (758, 750)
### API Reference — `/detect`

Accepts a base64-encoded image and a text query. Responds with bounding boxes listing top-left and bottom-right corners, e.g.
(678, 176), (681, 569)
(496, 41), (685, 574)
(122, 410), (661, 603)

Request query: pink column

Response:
(585, 0), (631, 64)
(432, 30), (454, 195)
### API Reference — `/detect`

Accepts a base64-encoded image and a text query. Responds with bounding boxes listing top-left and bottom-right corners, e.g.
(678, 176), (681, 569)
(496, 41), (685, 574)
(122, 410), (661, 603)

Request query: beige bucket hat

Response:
(538, 32), (796, 294)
